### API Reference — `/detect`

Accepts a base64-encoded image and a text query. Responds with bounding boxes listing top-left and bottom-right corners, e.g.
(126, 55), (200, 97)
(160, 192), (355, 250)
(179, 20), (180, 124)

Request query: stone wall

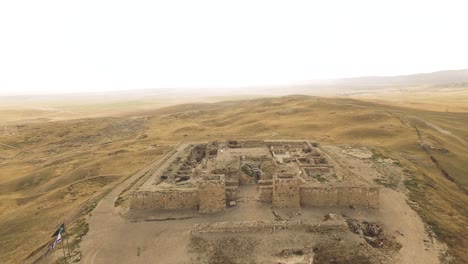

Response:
(302, 166), (330, 173)
(258, 180), (273, 202)
(130, 189), (199, 209)
(240, 140), (265, 148)
(258, 186), (273, 202)
(272, 178), (300, 208)
(264, 141), (307, 147)
(191, 219), (348, 234)
(300, 185), (379, 208)
(198, 176), (226, 213)
(225, 186), (239, 205)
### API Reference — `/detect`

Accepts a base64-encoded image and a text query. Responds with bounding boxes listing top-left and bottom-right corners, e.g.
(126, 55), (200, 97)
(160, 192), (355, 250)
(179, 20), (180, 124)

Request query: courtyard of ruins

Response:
(130, 140), (379, 213)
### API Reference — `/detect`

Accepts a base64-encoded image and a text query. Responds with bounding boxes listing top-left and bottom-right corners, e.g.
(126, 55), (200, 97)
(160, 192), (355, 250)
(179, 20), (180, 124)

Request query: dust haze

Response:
(0, 69), (467, 264)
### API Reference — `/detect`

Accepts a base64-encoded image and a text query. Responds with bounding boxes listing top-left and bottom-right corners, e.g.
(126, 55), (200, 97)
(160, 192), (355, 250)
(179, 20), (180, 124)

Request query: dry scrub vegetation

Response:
(0, 95), (467, 263)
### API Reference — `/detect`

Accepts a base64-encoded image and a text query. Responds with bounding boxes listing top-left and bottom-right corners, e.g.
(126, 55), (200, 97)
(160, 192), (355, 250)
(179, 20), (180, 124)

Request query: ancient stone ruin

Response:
(130, 140), (379, 213)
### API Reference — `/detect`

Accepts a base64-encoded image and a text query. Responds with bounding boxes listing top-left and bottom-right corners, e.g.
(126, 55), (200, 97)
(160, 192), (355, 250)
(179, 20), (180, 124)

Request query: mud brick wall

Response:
(130, 189), (199, 209)
(240, 140), (265, 148)
(225, 179), (239, 187)
(258, 179), (273, 186)
(258, 186), (273, 202)
(272, 178), (300, 208)
(303, 166), (330, 173)
(308, 163), (335, 168)
(300, 186), (379, 208)
(300, 186), (338, 206)
(198, 180), (226, 213)
(366, 187), (379, 207)
(225, 186), (239, 204)
(264, 141), (306, 147)
(258, 180), (273, 202)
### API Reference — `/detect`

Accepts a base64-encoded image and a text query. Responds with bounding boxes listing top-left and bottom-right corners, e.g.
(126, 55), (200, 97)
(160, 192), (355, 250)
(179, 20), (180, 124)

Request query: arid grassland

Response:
(0, 93), (467, 263)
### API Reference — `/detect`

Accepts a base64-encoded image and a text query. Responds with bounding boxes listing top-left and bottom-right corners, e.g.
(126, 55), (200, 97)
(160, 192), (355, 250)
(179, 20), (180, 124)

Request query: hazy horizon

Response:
(1, 68), (467, 97)
(1, 0), (468, 96)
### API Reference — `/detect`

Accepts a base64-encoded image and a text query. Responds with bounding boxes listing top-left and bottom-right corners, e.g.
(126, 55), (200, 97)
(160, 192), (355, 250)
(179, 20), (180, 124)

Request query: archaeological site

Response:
(130, 140), (380, 213)
(108, 140), (407, 263)
(32, 129), (444, 264)
(40, 122), (451, 264)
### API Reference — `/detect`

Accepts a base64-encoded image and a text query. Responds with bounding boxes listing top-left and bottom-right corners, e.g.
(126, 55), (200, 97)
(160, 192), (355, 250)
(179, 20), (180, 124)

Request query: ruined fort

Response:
(130, 140), (379, 213)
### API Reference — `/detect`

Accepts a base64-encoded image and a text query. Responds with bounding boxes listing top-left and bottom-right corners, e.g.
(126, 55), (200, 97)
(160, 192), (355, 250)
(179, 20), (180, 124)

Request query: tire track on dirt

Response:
(79, 139), (187, 264)
(411, 116), (468, 148)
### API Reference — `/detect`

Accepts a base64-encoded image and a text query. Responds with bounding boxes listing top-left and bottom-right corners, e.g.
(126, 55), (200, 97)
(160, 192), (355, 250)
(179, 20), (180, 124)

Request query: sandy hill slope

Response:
(0, 95), (467, 263)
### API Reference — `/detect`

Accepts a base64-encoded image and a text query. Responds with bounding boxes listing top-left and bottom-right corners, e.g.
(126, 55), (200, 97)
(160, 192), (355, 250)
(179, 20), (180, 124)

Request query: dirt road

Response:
(411, 115), (468, 148)
(0, 142), (32, 153)
(79, 141), (190, 263)
(79, 185), (273, 262)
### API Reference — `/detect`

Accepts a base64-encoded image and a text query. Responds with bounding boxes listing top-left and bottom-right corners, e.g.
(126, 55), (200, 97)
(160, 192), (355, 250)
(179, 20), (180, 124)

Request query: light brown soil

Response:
(3, 95), (466, 263)
(77, 145), (446, 264)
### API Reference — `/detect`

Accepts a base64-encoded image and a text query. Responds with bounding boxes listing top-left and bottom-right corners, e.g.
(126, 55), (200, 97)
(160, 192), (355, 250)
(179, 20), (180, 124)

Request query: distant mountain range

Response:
(327, 69), (468, 88)
(1, 70), (467, 100)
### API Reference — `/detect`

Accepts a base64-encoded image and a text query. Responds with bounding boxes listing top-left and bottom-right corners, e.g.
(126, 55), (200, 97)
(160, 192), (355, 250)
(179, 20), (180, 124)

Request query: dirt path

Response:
(79, 141), (188, 263)
(263, 132), (278, 139)
(79, 157), (278, 264)
(0, 142), (32, 153)
(378, 188), (446, 264)
(412, 116), (468, 148)
(324, 145), (447, 263)
(79, 184), (276, 263)
(331, 101), (468, 149)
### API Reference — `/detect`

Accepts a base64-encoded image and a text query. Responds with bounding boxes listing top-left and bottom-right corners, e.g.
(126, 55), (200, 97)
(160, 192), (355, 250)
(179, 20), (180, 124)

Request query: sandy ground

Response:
(323, 145), (447, 263)
(411, 116), (468, 148)
(79, 145), (446, 264)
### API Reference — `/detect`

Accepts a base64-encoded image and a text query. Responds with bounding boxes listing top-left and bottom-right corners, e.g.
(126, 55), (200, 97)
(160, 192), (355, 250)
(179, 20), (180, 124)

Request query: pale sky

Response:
(1, 0), (467, 95)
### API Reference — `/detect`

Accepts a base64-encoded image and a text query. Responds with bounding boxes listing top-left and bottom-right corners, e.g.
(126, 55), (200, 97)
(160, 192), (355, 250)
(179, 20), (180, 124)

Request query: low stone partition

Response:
(308, 162), (334, 168)
(302, 166), (330, 173)
(225, 179), (239, 187)
(258, 179), (273, 186)
(240, 140), (265, 148)
(300, 185), (379, 208)
(191, 219), (348, 234)
(130, 189), (199, 209)
(264, 140), (307, 147)
(225, 186), (239, 204)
